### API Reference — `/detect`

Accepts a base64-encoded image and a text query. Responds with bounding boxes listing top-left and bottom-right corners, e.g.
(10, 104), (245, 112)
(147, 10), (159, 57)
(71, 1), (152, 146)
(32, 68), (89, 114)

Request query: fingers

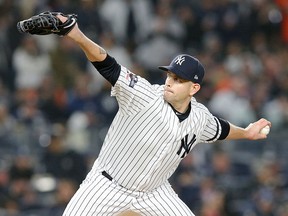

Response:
(260, 118), (271, 125)
(258, 118), (272, 130)
(56, 14), (79, 38)
(250, 118), (270, 129)
(257, 119), (271, 139)
(57, 14), (68, 23)
(245, 118), (271, 140)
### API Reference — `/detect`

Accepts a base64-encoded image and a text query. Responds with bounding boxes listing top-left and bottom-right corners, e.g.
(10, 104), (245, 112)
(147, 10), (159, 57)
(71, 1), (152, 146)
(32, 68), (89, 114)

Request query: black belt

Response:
(102, 171), (124, 188)
(102, 171), (113, 181)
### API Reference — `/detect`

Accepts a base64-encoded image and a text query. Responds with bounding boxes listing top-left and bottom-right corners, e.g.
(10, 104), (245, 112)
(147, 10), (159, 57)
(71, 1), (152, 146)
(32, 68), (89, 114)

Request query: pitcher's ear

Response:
(190, 83), (201, 96)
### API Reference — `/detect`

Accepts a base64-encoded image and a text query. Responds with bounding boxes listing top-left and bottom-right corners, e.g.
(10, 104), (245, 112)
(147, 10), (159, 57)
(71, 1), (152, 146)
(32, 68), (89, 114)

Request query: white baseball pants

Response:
(62, 171), (194, 216)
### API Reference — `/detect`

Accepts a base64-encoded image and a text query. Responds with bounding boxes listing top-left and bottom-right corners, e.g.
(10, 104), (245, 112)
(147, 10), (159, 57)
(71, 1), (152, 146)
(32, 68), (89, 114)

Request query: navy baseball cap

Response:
(158, 54), (205, 84)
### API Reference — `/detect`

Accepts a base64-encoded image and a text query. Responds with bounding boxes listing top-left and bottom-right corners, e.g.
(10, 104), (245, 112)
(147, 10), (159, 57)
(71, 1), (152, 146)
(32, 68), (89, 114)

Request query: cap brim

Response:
(158, 66), (171, 71)
(158, 65), (194, 82)
(158, 66), (169, 71)
(158, 65), (186, 80)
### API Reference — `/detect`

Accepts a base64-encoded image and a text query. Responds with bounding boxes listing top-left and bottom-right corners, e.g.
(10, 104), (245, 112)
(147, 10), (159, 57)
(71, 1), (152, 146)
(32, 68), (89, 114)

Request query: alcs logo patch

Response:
(126, 72), (138, 88)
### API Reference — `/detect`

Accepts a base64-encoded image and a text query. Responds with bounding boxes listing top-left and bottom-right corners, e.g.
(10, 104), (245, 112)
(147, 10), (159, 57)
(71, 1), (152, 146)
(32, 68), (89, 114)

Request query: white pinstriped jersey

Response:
(94, 65), (222, 192)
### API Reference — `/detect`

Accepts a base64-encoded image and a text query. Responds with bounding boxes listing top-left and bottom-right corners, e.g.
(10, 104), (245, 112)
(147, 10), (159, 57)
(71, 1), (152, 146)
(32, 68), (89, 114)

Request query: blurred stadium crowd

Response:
(0, 0), (288, 215)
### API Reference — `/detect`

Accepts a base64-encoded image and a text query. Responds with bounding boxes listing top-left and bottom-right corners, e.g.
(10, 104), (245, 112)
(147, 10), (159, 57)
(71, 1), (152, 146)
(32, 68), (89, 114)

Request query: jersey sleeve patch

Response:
(111, 66), (160, 115)
(125, 72), (138, 88)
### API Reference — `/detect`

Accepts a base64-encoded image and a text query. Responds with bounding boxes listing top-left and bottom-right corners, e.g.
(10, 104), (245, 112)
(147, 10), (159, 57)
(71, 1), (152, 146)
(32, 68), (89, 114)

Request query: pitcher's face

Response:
(164, 72), (200, 111)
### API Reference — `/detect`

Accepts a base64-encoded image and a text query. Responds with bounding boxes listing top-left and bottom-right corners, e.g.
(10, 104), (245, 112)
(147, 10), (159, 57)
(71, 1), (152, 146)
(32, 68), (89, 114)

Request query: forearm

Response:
(69, 30), (107, 62)
(226, 123), (248, 140)
(57, 14), (107, 62)
(226, 118), (271, 140)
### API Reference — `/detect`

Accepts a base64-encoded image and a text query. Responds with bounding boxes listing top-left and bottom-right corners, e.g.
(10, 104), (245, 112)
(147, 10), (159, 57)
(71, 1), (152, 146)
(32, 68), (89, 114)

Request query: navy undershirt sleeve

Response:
(91, 54), (121, 86)
(217, 117), (230, 140)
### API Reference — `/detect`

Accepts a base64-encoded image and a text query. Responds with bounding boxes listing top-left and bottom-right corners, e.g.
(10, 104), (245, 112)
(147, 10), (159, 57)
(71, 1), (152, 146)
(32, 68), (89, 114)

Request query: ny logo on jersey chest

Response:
(177, 134), (196, 158)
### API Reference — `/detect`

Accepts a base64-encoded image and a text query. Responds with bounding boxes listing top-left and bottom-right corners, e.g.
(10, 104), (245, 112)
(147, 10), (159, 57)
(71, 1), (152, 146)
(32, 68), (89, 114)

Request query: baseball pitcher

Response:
(17, 12), (271, 216)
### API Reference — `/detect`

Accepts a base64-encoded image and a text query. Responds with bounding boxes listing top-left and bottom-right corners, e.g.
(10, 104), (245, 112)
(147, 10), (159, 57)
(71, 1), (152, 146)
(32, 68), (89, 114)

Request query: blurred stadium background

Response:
(0, 0), (288, 215)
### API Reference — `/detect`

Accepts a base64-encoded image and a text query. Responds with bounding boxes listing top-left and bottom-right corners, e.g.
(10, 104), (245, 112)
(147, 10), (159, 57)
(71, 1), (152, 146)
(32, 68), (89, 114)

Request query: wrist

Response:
(68, 28), (84, 42)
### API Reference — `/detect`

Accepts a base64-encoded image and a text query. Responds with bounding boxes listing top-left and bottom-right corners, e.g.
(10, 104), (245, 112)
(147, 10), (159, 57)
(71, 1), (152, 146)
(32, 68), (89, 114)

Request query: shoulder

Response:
(191, 97), (210, 113)
(118, 66), (164, 92)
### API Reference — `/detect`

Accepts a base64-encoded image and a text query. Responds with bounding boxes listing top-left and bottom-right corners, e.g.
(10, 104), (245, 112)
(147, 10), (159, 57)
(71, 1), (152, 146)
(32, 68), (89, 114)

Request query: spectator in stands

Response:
(41, 123), (88, 185)
(12, 35), (51, 91)
(46, 178), (78, 215)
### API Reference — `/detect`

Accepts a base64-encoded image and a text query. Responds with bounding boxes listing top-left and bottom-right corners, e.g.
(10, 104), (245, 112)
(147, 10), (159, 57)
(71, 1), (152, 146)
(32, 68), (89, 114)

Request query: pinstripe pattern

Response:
(63, 171), (194, 216)
(131, 182), (194, 216)
(63, 66), (221, 215)
(96, 66), (221, 192)
(63, 171), (132, 215)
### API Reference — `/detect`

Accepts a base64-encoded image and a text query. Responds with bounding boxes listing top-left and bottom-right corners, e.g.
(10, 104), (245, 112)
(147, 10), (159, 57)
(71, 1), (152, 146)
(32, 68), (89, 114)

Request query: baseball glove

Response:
(17, 11), (77, 36)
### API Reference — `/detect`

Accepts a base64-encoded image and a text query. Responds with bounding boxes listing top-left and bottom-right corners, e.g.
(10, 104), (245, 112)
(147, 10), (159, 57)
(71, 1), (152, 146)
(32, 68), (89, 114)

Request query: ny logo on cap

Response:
(174, 56), (185, 65)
